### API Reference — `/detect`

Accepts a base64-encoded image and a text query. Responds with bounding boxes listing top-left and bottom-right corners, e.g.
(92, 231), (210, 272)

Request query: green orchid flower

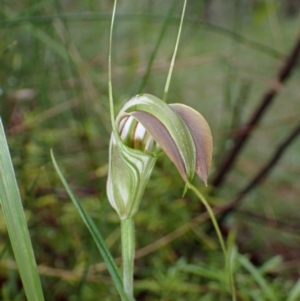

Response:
(107, 93), (213, 220)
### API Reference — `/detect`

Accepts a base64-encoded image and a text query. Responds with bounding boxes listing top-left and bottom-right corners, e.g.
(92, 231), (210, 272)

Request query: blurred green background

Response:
(1, 0), (300, 300)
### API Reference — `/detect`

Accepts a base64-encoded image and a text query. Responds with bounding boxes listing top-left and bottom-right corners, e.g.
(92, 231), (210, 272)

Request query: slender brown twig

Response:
(212, 32), (300, 189)
(217, 120), (300, 223)
(236, 209), (300, 232)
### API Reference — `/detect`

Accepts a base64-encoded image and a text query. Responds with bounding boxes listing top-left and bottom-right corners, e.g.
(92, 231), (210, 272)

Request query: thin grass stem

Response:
(163, 0), (187, 102)
(108, 0), (118, 134)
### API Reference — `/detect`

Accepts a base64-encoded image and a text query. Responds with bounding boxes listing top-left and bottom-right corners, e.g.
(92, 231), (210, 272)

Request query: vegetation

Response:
(0, 0), (300, 300)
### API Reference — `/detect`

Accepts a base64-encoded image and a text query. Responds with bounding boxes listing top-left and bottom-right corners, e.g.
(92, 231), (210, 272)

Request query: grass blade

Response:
(287, 278), (300, 301)
(238, 254), (277, 301)
(0, 119), (45, 301)
(51, 150), (133, 301)
(178, 263), (224, 282)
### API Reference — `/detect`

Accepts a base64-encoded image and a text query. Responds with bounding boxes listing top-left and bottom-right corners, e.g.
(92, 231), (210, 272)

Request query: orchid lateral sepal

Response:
(169, 103), (213, 186)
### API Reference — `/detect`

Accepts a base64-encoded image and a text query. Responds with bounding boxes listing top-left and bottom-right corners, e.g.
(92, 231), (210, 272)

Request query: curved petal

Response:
(131, 111), (187, 182)
(118, 94), (196, 182)
(169, 104), (213, 185)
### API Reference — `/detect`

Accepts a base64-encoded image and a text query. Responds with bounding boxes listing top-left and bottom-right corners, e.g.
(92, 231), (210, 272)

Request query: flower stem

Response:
(163, 0), (187, 102)
(121, 218), (135, 300)
(108, 0), (118, 135)
(189, 184), (236, 301)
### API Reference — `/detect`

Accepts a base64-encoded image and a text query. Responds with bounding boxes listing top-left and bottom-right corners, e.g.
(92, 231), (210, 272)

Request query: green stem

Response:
(121, 218), (135, 300)
(189, 184), (236, 301)
(108, 0), (118, 135)
(163, 0), (187, 102)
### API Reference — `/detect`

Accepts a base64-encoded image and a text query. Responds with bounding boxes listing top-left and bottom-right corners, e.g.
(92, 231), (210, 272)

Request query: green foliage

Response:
(0, 119), (44, 301)
(51, 150), (131, 301)
(0, 0), (299, 300)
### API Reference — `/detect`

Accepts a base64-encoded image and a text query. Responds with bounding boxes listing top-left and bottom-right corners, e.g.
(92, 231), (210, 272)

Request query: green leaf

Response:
(0, 118), (45, 301)
(238, 254), (277, 301)
(287, 278), (300, 301)
(178, 263), (224, 282)
(258, 255), (282, 274)
(51, 150), (133, 301)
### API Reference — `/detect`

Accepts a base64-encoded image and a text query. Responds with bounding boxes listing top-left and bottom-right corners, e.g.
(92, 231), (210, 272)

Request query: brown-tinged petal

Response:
(131, 111), (187, 182)
(119, 94), (196, 182)
(169, 104), (213, 185)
